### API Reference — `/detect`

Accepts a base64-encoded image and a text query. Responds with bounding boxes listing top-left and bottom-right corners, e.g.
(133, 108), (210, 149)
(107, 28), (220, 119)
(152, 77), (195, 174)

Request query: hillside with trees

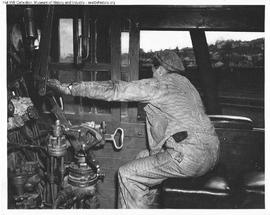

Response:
(139, 38), (264, 69)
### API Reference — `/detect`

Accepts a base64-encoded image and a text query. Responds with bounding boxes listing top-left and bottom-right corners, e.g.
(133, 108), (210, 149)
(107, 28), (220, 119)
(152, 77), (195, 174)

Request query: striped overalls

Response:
(69, 73), (220, 209)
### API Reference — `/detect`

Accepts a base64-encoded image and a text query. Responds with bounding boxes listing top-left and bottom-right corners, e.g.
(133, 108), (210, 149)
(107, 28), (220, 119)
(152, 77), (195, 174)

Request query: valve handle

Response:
(105, 128), (124, 150)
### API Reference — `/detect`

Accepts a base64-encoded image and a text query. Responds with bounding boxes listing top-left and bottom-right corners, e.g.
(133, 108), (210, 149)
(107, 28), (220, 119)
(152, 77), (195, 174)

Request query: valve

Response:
(63, 121), (105, 152)
(81, 121), (125, 150)
(104, 128), (124, 150)
(47, 120), (67, 157)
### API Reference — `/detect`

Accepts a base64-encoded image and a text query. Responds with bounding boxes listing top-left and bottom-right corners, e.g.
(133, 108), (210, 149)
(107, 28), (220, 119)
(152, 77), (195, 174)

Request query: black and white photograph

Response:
(1, 0), (269, 214)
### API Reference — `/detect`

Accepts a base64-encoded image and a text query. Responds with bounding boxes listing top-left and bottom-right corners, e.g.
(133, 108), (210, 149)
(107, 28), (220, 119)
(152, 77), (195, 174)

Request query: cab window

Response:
(138, 30), (264, 127)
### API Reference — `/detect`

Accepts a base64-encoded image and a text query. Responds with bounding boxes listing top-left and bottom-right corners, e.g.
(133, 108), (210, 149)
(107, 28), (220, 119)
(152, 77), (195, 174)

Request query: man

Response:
(47, 50), (220, 209)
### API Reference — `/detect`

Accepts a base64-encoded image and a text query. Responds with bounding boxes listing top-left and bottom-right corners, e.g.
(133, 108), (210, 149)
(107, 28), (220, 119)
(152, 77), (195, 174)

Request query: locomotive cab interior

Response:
(5, 4), (265, 210)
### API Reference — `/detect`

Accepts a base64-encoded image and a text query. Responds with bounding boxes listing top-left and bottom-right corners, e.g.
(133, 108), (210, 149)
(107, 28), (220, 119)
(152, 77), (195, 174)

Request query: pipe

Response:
(50, 157), (55, 203)
(60, 157), (65, 184)
(8, 143), (49, 157)
(46, 158), (51, 203)
(50, 183), (55, 203)
(52, 187), (74, 209)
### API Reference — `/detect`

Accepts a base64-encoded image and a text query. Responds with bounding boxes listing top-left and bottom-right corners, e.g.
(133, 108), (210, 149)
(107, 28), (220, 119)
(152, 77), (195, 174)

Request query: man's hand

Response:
(47, 79), (71, 95)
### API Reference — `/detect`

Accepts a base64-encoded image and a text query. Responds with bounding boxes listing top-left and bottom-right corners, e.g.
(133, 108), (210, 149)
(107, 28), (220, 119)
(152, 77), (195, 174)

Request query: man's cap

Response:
(153, 50), (185, 72)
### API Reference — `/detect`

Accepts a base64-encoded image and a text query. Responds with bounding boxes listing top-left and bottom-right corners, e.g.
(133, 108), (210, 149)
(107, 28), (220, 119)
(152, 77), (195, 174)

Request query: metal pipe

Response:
(8, 143), (49, 157)
(53, 157), (58, 198)
(46, 157), (51, 203)
(50, 183), (55, 204)
(50, 157), (55, 203)
(60, 157), (65, 184)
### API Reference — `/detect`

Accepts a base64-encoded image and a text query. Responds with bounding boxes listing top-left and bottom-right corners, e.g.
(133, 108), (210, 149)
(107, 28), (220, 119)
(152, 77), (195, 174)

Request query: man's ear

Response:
(158, 66), (167, 76)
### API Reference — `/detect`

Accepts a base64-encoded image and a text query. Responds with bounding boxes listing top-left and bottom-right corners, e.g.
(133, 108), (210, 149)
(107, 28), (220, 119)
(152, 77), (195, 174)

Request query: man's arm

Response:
(48, 78), (165, 103)
(70, 79), (165, 102)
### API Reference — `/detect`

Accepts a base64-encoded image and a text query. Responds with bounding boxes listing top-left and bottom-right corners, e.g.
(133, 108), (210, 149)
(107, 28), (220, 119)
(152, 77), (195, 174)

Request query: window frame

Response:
(49, 8), (121, 127)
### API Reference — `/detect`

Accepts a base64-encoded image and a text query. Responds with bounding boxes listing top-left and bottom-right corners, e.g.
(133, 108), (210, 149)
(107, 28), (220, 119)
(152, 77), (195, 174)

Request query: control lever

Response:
(63, 124), (104, 151)
(104, 128), (124, 150)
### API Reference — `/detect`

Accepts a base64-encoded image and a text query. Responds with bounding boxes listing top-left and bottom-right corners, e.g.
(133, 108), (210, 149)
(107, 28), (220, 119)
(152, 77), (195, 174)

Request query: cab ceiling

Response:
(7, 5), (265, 32)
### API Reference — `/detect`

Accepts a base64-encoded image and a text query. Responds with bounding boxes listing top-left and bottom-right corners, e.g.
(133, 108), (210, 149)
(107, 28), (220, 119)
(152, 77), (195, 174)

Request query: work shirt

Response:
(70, 73), (220, 165)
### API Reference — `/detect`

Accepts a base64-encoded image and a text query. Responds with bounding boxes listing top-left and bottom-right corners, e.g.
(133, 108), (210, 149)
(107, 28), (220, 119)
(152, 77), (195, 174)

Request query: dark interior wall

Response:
(7, 5), (47, 29)
(135, 5), (264, 31)
(7, 5), (264, 31)
(216, 128), (264, 179)
(94, 136), (147, 208)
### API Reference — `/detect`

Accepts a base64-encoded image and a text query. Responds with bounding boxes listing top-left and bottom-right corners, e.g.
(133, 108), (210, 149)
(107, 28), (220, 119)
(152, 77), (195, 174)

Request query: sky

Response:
(140, 31), (265, 52)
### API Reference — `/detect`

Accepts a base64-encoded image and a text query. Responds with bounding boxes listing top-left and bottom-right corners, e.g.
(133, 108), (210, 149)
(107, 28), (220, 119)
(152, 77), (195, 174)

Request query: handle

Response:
(81, 35), (89, 61)
(65, 124), (103, 143)
(106, 128), (124, 150)
(49, 96), (71, 127)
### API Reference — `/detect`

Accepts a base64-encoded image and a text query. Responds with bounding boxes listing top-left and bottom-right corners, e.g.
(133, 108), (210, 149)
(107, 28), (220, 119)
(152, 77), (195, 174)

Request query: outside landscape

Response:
(137, 36), (264, 126)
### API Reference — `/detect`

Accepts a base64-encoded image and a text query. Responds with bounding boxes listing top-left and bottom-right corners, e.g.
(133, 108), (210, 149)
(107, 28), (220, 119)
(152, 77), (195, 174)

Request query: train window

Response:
(54, 16), (113, 116)
(121, 32), (130, 67)
(76, 18), (83, 62)
(205, 31), (264, 127)
(59, 19), (74, 63)
(58, 18), (82, 63)
(121, 19), (131, 67)
(138, 31), (264, 126)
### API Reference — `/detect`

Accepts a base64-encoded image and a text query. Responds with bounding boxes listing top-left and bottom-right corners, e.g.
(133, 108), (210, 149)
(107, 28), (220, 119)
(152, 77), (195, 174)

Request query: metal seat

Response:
(161, 115), (258, 209)
(161, 164), (232, 209)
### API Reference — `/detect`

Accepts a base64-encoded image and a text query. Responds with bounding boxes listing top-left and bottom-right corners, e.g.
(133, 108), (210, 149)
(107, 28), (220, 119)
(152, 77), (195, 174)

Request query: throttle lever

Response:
(104, 128), (124, 150)
(64, 124), (103, 143)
